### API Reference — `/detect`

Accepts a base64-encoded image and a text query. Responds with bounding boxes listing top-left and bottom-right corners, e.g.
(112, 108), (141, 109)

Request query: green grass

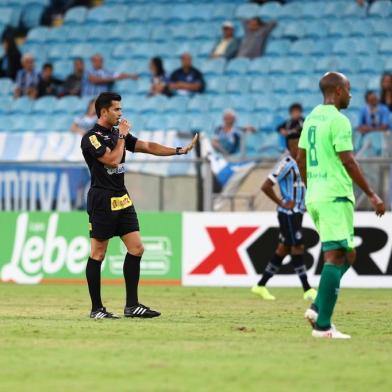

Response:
(0, 284), (391, 392)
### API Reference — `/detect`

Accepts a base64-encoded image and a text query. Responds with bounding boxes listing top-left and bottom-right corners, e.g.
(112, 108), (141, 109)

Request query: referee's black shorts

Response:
(278, 212), (303, 246)
(87, 188), (139, 240)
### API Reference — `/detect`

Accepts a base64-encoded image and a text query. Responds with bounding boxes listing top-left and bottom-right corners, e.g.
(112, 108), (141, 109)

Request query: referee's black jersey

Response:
(81, 123), (138, 192)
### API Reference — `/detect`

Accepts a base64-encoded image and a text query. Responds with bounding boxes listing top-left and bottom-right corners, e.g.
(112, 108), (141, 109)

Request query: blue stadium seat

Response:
(304, 21), (329, 39)
(187, 95), (210, 113)
(235, 3), (260, 19)
(258, 2), (283, 20)
(282, 22), (307, 39)
(369, 19), (391, 37)
(86, 5), (128, 24)
(127, 5), (150, 22)
(314, 57), (340, 74)
(52, 115), (73, 132)
(264, 39), (290, 57)
(191, 23), (218, 41)
(368, 0), (392, 18)
(291, 57), (315, 75)
(348, 20), (373, 37)
(189, 113), (214, 134)
(328, 20), (350, 38)
(301, 2), (323, 19)
(9, 97), (34, 114)
(269, 57), (292, 74)
(296, 76), (319, 93)
(69, 44), (96, 60)
(145, 115), (167, 131)
(53, 60), (72, 79)
(226, 77), (250, 95)
(288, 39), (314, 56)
(0, 96), (12, 113)
(349, 75), (369, 93)
(340, 2), (366, 18)
(206, 77), (228, 94)
(225, 58), (250, 76)
(164, 96), (189, 113)
(26, 26), (50, 44)
(87, 25), (117, 42)
(230, 95), (255, 112)
(200, 59), (225, 76)
(46, 26), (71, 43)
(0, 78), (14, 96)
(48, 44), (74, 61)
(253, 94), (279, 112)
(64, 6), (88, 24)
(33, 96), (58, 114)
(279, 2), (303, 20)
(21, 4), (45, 29)
(209, 95), (232, 113)
(10, 116), (30, 132)
(112, 43), (134, 59)
(332, 38), (356, 56)
(31, 115), (52, 132)
(140, 96), (168, 114)
(248, 58), (271, 75)
(379, 39), (392, 55)
(0, 7), (14, 25)
(150, 25), (172, 42)
(359, 57), (385, 74)
(249, 76), (275, 94)
(211, 4), (236, 21)
(385, 58), (392, 72)
(166, 115), (190, 130)
(53, 96), (84, 114)
(323, 1), (346, 18)
(66, 25), (89, 42)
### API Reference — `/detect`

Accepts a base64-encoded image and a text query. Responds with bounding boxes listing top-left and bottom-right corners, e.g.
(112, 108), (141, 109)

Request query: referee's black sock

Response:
(291, 254), (311, 291)
(86, 257), (103, 311)
(123, 253), (141, 307)
(258, 254), (284, 286)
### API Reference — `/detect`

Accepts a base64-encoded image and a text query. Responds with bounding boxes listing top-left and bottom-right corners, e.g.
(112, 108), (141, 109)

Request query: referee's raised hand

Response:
(178, 133), (198, 155)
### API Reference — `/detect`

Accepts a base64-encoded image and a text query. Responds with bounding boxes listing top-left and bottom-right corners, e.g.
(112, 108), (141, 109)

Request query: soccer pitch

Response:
(0, 284), (391, 392)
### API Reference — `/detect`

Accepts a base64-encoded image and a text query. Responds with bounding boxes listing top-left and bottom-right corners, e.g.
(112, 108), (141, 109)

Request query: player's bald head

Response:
(319, 72), (349, 95)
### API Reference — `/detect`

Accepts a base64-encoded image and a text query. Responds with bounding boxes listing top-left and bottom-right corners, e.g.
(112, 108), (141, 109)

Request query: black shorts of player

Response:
(278, 212), (303, 246)
(87, 188), (140, 240)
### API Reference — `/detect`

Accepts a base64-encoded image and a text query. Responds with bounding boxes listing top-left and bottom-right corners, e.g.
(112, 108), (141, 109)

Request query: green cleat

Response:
(251, 285), (276, 300)
(303, 288), (317, 301)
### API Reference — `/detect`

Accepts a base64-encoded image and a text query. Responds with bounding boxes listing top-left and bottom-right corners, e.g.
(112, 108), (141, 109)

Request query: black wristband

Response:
(176, 147), (182, 155)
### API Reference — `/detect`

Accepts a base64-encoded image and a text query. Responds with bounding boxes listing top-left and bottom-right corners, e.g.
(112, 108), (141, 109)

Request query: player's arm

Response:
(338, 151), (385, 216)
(134, 134), (198, 156)
(88, 74), (116, 84)
(296, 148), (307, 188)
(261, 178), (294, 209)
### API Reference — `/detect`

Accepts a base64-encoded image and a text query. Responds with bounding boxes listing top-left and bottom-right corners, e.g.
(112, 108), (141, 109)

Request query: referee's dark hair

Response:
(95, 92), (122, 118)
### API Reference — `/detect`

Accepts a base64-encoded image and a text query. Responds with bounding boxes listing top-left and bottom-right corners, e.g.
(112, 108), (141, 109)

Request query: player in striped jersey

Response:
(252, 133), (317, 301)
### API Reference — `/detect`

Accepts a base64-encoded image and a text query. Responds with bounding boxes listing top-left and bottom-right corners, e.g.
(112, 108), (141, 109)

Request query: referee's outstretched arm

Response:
(134, 133), (198, 156)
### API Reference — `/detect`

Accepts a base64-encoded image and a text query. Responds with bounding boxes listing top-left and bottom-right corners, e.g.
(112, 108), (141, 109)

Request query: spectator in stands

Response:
(149, 57), (171, 97)
(212, 109), (244, 155)
(277, 103), (304, 137)
(210, 21), (240, 60)
(14, 53), (39, 99)
(358, 90), (390, 134)
(37, 63), (63, 98)
(70, 98), (97, 135)
(169, 53), (205, 96)
(82, 53), (138, 96)
(62, 57), (85, 97)
(0, 36), (22, 80)
(236, 17), (277, 59)
(380, 72), (392, 111)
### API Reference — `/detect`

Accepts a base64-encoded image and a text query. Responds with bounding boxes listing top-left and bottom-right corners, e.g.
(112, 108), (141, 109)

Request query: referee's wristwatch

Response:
(118, 134), (126, 139)
(175, 147), (182, 155)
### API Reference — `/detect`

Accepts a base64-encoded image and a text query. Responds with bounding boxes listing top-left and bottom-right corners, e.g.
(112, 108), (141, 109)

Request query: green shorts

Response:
(306, 198), (354, 252)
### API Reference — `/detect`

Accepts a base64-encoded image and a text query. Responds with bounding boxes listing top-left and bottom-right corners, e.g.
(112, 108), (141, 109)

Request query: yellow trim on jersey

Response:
(89, 135), (101, 149)
(110, 194), (132, 211)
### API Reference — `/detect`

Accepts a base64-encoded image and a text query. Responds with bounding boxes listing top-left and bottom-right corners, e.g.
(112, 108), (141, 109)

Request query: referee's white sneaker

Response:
(312, 328), (351, 339)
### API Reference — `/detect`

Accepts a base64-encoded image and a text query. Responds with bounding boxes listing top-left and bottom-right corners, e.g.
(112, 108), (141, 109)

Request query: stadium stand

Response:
(0, 0), (391, 159)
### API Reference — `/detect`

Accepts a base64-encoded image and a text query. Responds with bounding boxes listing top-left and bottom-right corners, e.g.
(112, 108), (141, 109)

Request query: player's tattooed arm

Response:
(296, 148), (307, 188)
(338, 151), (385, 217)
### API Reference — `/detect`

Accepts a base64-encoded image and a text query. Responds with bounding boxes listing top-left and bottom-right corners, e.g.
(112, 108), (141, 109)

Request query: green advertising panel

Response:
(0, 212), (181, 284)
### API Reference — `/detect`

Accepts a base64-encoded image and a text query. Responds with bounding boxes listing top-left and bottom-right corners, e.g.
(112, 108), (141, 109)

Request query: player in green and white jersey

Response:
(297, 72), (385, 339)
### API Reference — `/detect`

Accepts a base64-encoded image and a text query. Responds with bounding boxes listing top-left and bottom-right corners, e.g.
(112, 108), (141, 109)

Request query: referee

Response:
(81, 92), (197, 319)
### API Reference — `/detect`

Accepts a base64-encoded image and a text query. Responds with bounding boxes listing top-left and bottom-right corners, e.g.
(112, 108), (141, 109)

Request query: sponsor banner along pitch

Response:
(182, 212), (392, 288)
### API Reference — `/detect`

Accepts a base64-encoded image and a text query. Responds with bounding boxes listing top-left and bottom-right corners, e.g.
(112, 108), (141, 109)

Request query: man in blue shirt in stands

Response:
(169, 53), (205, 96)
(82, 54), (138, 97)
(358, 90), (390, 134)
